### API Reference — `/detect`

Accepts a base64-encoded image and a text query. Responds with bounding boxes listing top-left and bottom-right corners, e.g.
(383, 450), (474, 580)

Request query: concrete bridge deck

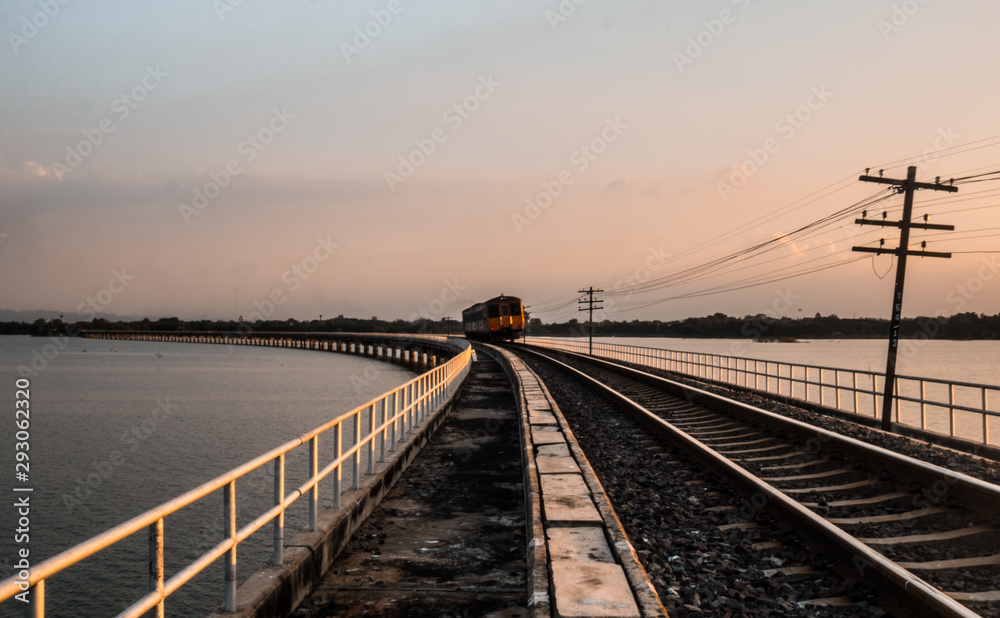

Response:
(291, 350), (528, 616)
(284, 344), (663, 617)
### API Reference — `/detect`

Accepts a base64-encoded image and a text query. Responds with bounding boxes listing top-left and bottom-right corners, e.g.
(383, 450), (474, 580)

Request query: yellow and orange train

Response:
(462, 295), (526, 342)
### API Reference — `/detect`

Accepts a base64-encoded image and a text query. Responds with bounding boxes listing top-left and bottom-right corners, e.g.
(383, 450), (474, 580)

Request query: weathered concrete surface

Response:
(489, 346), (666, 618)
(550, 562), (639, 618)
(208, 374), (463, 618)
(291, 354), (528, 617)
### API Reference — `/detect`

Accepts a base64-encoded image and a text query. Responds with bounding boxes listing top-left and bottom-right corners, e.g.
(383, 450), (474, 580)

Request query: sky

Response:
(2, 0), (1000, 325)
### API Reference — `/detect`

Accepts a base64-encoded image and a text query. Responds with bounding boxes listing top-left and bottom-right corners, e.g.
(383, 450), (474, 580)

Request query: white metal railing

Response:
(0, 337), (472, 617)
(527, 337), (1000, 446)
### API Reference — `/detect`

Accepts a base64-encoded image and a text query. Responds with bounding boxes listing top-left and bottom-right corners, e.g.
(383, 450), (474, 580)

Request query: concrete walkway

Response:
(290, 353), (529, 617)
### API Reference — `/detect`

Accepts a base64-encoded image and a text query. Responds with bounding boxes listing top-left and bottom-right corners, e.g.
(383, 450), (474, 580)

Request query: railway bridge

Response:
(3, 332), (1000, 616)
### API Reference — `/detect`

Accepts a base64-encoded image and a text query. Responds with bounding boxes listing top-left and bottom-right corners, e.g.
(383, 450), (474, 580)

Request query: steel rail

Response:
(516, 345), (981, 618)
(564, 350), (1000, 512)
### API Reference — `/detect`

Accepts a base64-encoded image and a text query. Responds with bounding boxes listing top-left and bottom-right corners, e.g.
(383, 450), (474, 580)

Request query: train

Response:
(462, 295), (526, 342)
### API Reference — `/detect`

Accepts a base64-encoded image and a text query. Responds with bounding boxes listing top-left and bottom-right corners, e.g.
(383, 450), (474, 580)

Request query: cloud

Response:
(0, 153), (65, 180)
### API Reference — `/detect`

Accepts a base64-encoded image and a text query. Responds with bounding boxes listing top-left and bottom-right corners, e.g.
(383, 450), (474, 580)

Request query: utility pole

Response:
(578, 287), (604, 355)
(853, 165), (957, 430)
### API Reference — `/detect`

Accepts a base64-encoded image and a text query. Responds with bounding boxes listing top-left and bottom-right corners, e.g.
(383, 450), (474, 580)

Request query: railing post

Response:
(224, 481), (237, 612)
(406, 383), (414, 435)
(27, 580), (43, 618)
(368, 404), (376, 474)
(920, 380), (927, 430)
(389, 391), (397, 452)
(414, 380), (422, 425)
(421, 378), (428, 421)
(949, 383), (956, 437)
(309, 436), (318, 530)
(333, 425), (342, 508)
(873, 374), (879, 418)
(834, 370), (841, 409)
(378, 398), (387, 462)
(893, 376), (908, 424)
(984, 388), (991, 445)
(273, 454), (285, 566)
(148, 519), (164, 618)
(352, 411), (360, 490)
(852, 372), (859, 414)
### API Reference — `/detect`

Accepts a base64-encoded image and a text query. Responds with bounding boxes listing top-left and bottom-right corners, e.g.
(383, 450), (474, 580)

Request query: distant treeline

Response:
(0, 315), (460, 337)
(529, 311), (999, 340)
(3, 311), (999, 340)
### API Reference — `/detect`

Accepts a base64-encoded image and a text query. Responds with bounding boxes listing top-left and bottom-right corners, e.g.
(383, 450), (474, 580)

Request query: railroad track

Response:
(512, 344), (1000, 617)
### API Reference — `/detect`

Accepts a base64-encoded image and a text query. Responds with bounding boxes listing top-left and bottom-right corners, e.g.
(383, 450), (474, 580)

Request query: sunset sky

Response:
(3, 1), (1000, 324)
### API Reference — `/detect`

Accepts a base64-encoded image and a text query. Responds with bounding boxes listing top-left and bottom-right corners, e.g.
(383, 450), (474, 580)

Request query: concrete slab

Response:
(547, 527), (614, 564)
(551, 561), (640, 617)
(543, 494), (602, 524)
(536, 443), (570, 458)
(529, 412), (558, 426)
(536, 456), (580, 475)
(540, 474), (589, 496)
(530, 429), (567, 445)
(531, 425), (561, 434)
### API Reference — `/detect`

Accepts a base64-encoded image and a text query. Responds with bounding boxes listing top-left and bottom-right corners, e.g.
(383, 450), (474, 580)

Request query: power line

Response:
(605, 189), (895, 299)
(870, 134), (1000, 175)
(532, 150), (1000, 321)
(614, 255), (870, 312)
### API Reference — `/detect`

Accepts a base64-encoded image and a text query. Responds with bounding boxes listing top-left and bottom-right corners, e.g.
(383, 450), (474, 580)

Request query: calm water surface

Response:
(537, 336), (1000, 440)
(585, 337), (1000, 387)
(0, 336), (415, 617)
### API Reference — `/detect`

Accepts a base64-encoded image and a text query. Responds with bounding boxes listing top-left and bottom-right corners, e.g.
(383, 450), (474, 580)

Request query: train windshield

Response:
(487, 305), (501, 318)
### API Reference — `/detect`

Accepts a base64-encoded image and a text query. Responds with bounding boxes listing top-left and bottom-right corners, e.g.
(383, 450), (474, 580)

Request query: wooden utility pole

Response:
(578, 287), (603, 355)
(853, 166), (957, 430)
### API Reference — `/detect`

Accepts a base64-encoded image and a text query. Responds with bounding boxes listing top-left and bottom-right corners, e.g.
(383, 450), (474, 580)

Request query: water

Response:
(586, 337), (1000, 388)
(536, 337), (1000, 442)
(0, 336), (416, 617)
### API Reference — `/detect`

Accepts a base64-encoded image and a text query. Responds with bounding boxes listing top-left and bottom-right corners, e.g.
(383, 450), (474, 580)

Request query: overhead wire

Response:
(605, 189), (895, 298)
(531, 138), (1000, 321)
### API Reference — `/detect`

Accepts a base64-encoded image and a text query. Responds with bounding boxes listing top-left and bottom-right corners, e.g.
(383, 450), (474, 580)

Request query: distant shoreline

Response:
(2, 310), (997, 341)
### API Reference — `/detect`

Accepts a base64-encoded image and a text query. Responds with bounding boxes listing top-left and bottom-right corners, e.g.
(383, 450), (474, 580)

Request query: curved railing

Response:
(527, 337), (1000, 446)
(79, 331), (461, 368)
(0, 334), (473, 617)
